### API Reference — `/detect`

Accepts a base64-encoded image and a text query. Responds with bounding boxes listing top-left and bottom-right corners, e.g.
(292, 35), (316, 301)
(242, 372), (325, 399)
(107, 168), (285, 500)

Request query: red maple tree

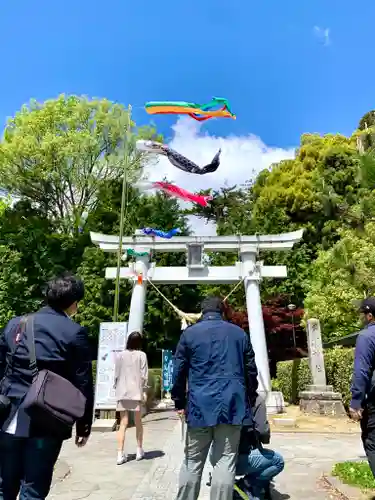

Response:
(223, 295), (306, 363)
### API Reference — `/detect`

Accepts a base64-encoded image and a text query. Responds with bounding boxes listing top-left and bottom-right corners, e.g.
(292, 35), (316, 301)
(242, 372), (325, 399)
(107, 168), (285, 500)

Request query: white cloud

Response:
(313, 26), (331, 46)
(144, 118), (295, 235)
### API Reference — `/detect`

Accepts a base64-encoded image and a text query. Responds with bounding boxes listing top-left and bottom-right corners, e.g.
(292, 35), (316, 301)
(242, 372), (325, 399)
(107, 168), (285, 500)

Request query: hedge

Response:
(147, 368), (162, 404)
(275, 347), (354, 407)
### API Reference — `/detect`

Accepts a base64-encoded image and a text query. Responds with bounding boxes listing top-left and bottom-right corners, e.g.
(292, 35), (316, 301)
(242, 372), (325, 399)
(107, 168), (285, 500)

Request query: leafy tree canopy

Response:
(0, 95), (160, 234)
(359, 110), (375, 131)
(303, 223), (375, 341)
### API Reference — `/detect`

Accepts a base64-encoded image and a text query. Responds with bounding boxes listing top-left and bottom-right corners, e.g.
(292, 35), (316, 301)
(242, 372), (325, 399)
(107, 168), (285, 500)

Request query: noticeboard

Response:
(94, 322), (128, 410)
(162, 349), (174, 393)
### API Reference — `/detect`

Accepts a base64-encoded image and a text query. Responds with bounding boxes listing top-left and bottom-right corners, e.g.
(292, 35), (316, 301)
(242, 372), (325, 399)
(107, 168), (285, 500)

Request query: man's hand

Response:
(349, 407), (363, 422)
(75, 436), (89, 448)
(177, 409), (185, 417)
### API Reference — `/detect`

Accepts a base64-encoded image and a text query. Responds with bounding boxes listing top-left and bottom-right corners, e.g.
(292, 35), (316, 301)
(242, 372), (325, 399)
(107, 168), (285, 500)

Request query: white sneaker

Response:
(117, 452), (127, 465)
(136, 448), (144, 461)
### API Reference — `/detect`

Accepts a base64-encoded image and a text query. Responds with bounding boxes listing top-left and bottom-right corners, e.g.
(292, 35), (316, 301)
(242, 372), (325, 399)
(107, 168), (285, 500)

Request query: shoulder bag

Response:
(22, 315), (87, 436)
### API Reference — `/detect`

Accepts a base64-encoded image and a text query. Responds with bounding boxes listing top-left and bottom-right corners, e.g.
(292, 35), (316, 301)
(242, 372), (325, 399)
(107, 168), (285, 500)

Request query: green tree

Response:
(0, 199), (88, 325)
(191, 134), (363, 305)
(251, 134), (360, 237)
(186, 183), (253, 235)
(304, 223), (375, 341)
(359, 111), (375, 131)
(245, 134), (361, 304)
(0, 95), (160, 234)
(0, 245), (29, 326)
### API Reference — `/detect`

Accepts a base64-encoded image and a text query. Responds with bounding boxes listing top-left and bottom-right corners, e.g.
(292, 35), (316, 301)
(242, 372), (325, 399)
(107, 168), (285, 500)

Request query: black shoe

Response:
(234, 478), (253, 499)
(263, 483), (272, 500)
(206, 472), (212, 487)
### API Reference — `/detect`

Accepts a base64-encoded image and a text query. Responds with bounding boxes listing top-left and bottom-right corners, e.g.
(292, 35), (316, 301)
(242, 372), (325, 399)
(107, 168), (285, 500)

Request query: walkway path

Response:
(50, 410), (364, 500)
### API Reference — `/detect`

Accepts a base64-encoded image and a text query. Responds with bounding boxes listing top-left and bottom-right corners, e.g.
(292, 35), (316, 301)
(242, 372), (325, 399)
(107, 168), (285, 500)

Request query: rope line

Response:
(146, 276), (245, 327)
(223, 277), (245, 302)
(146, 278), (183, 316)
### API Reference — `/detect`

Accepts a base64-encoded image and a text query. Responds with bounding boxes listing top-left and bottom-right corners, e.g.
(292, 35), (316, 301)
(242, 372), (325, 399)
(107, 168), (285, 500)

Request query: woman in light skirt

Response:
(114, 331), (148, 465)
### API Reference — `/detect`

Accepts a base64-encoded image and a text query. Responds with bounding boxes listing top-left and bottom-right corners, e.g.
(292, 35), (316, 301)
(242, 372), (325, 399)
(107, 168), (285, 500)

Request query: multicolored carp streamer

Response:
(145, 97), (235, 122)
(136, 140), (221, 175)
(142, 227), (181, 239)
(136, 181), (212, 207)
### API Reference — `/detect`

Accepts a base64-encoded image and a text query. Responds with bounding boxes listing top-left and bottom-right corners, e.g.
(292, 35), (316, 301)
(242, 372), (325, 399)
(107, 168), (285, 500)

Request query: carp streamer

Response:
(141, 227), (181, 239)
(136, 181), (212, 207)
(126, 248), (149, 258)
(144, 97), (235, 122)
(136, 140), (221, 175)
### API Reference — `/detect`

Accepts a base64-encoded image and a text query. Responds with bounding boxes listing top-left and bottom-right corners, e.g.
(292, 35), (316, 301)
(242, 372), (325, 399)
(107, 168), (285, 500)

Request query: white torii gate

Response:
(90, 229), (303, 413)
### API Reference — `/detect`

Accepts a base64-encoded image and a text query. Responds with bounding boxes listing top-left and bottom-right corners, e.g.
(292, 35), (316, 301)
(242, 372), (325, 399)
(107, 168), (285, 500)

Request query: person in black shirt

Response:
(208, 394), (284, 500)
(235, 394), (284, 499)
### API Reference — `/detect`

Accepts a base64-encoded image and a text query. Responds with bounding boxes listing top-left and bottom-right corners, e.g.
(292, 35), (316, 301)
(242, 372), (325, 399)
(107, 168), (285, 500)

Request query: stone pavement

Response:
(50, 411), (178, 500)
(50, 410), (365, 500)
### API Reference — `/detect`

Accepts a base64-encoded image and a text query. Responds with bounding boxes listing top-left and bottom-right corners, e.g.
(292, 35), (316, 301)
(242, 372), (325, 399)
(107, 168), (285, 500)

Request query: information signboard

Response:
(94, 322), (128, 410)
(162, 349), (174, 393)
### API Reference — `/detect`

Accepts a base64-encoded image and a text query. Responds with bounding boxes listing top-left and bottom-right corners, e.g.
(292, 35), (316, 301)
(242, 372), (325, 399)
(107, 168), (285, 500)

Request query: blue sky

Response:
(1, 0), (373, 147)
(2, 0), (373, 234)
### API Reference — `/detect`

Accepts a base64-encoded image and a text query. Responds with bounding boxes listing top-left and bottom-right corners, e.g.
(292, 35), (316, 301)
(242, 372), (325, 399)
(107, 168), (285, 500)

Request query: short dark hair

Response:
(126, 331), (142, 350)
(360, 297), (375, 315)
(46, 272), (84, 311)
(201, 296), (223, 314)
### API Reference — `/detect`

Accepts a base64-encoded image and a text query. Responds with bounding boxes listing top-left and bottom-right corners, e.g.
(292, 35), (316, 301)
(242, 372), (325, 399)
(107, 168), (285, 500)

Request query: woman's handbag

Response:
(22, 315), (87, 437)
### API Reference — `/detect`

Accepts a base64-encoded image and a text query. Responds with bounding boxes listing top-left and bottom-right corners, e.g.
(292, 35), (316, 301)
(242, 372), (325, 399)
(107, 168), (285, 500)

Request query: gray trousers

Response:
(176, 424), (241, 500)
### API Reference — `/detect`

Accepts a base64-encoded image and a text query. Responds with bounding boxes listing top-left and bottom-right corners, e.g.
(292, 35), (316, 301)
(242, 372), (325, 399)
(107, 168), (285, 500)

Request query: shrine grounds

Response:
(49, 410), (369, 500)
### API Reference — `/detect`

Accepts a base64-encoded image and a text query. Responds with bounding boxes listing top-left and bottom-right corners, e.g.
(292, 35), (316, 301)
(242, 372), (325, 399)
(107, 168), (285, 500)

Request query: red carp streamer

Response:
(136, 181), (212, 207)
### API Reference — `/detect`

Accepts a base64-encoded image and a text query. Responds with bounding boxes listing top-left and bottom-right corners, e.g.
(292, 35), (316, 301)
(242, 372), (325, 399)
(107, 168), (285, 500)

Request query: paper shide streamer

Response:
(136, 140), (221, 175)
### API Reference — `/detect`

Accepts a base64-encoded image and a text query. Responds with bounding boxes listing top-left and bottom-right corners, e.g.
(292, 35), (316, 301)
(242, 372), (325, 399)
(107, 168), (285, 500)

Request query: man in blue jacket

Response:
(172, 296), (258, 500)
(0, 272), (94, 500)
(350, 297), (375, 477)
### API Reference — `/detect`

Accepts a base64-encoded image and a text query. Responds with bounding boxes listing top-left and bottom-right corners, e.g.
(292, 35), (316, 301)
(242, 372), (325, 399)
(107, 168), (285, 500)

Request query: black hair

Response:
(360, 297), (375, 316)
(46, 272), (85, 311)
(126, 331), (142, 350)
(201, 296), (223, 314)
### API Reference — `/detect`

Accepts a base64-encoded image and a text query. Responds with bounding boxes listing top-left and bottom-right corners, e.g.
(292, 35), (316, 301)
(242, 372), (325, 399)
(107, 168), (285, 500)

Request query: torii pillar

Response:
(127, 254), (149, 334)
(241, 246), (272, 396)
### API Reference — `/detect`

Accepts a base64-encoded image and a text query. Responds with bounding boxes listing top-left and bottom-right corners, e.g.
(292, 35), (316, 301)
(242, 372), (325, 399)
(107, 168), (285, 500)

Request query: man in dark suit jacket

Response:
(172, 296), (258, 500)
(0, 272), (94, 500)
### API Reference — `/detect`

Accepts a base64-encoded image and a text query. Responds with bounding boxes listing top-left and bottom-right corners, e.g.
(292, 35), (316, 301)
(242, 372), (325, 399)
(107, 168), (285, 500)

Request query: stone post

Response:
(306, 318), (328, 389)
(299, 318), (346, 417)
(241, 246), (284, 414)
(127, 254), (149, 334)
